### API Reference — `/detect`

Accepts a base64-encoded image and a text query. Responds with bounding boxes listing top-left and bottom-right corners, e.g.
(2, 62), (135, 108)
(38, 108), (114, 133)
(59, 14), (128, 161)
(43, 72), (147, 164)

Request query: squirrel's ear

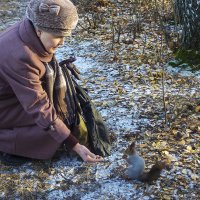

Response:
(124, 141), (136, 155)
(130, 141), (136, 149)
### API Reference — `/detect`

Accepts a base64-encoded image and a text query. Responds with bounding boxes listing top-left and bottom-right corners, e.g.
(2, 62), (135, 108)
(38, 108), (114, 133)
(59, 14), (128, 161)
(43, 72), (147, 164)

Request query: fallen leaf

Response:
(195, 106), (200, 112)
(190, 173), (199, 181)
(182, 169), (187, 174)
(178, 140), (185, 145)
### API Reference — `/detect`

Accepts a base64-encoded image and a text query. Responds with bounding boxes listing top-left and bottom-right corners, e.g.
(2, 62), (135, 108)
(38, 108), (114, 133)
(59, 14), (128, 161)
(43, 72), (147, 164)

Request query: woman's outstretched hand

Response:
(73, 143), (104, 162)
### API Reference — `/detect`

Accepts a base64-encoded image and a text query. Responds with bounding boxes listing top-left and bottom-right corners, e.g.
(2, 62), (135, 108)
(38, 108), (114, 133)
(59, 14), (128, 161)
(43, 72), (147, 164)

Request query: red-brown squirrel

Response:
(124, 142), (168, 182)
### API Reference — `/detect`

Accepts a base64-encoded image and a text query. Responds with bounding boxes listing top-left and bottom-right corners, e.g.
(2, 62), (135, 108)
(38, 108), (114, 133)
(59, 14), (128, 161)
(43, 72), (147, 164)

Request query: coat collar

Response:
(19, 18), (53, 62)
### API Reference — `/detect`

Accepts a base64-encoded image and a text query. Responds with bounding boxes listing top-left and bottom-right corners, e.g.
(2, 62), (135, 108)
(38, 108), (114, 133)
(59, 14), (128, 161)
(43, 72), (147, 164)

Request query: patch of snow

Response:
(81, 181), (138, 200)
(48, 188), (79, 199)
(166, 65), (200, 79)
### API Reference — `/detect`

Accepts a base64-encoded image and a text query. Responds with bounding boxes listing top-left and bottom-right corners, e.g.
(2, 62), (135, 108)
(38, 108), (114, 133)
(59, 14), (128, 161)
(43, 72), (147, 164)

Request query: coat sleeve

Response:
(2, 55), (71, 143)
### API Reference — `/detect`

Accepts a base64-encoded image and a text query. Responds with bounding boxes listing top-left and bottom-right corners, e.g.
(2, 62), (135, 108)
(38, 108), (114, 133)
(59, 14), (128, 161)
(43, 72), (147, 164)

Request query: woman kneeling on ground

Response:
(0, 0), (103, 163)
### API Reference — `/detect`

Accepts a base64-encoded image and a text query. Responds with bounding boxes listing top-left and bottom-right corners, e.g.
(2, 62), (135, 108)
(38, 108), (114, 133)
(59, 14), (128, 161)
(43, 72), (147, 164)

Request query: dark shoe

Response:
(0, 153), (30, 166)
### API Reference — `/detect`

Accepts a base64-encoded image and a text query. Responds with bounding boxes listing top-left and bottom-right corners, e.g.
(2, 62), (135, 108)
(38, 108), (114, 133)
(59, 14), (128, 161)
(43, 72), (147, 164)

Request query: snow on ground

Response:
(0, 37), (199, 199)
(0, 1), (200, 199)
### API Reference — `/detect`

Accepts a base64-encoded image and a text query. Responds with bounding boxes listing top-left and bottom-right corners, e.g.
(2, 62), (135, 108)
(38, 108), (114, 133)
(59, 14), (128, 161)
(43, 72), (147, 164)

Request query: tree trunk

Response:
(174, 0), (200, 50)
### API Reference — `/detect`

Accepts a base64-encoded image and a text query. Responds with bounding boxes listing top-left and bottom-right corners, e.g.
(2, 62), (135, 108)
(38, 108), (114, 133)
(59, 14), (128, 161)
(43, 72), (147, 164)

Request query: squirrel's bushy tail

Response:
(138, 161), (167, 182)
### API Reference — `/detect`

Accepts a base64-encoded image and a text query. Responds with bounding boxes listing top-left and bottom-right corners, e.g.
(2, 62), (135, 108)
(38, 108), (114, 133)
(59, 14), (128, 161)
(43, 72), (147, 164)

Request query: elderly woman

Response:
(0, 0), (103, 163)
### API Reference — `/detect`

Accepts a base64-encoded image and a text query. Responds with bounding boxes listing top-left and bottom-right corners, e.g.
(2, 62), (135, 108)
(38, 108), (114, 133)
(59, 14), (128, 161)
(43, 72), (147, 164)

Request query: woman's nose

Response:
(59, 37), (65, 45)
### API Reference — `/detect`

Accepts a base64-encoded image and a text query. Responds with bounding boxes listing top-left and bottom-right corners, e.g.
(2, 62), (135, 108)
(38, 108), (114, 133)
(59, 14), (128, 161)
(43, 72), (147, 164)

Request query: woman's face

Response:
(36, 29), (72, 54)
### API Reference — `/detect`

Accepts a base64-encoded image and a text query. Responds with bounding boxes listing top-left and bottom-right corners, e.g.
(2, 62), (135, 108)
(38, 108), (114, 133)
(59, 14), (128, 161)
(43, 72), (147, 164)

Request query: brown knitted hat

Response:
(26, 0), (78, 36)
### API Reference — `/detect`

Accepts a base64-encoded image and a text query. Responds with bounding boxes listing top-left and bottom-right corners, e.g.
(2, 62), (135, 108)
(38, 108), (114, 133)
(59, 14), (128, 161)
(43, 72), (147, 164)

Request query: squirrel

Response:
(123, 142), (168, 182)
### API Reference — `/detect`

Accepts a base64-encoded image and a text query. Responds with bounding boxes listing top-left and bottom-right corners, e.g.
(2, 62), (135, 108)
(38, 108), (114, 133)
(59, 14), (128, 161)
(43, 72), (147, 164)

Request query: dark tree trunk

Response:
(174, 0), (200, 50)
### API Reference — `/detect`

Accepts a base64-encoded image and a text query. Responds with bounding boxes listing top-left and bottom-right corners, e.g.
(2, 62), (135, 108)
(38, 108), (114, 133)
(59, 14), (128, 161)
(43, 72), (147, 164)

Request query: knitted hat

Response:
(26, 0), (78, 36)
